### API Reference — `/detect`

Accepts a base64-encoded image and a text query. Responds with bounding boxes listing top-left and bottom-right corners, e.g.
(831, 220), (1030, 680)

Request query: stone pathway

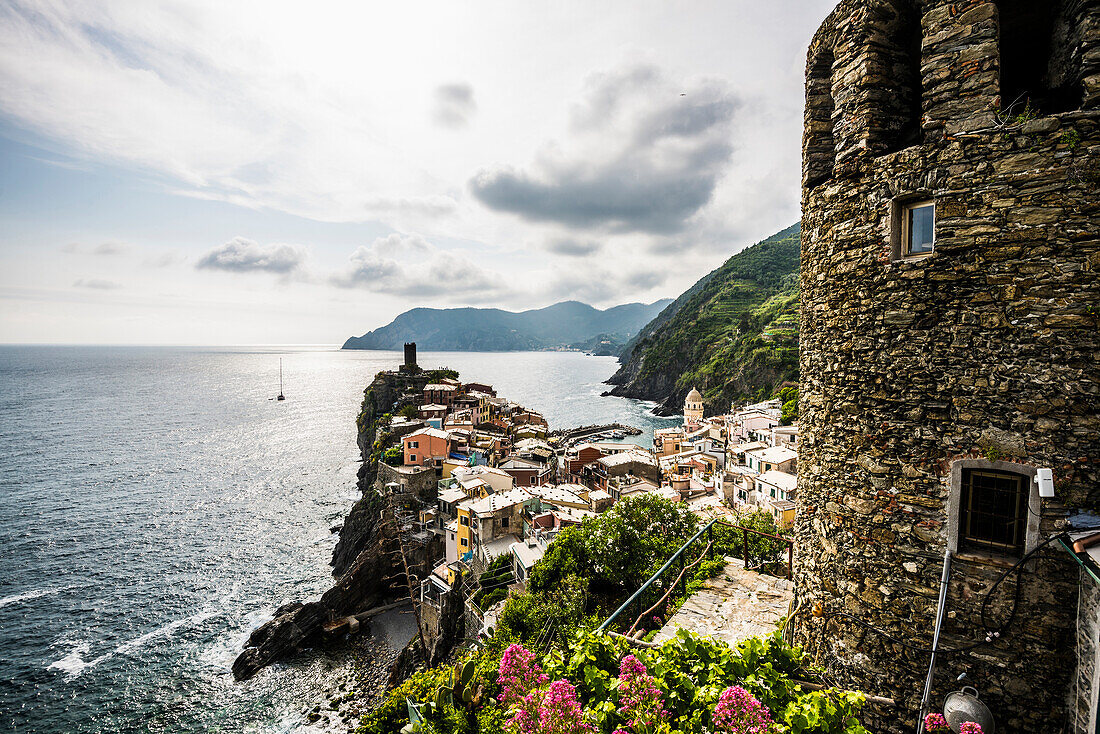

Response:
(652, 557), (793, 647)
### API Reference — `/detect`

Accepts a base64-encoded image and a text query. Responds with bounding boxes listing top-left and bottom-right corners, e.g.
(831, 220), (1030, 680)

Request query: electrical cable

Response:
(818, 526), (1099, 656)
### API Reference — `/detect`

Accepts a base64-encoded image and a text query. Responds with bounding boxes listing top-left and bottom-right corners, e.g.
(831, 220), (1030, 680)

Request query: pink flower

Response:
(712, 686), (772, 734)
(616, 655), (668, 734)
(498, 648), (593, 734)
(537, 679), (596, 734)
(959, 723), (983, 734)
(498, 644), (549, 708)
(923, 713), (950, 733)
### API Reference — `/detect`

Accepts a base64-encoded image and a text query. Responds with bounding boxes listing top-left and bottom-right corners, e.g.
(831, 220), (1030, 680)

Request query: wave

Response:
(0, 586), (62, 609)
(47, 609), (221, 679)
(113, 610), (219, 656)
(47, 641), (95, 677)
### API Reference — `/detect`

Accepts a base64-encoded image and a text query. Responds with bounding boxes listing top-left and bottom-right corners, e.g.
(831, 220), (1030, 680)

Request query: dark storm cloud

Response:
(469, 65), (740, 234)
(432, 83), (477, 128)
(195, 237), (306, 274)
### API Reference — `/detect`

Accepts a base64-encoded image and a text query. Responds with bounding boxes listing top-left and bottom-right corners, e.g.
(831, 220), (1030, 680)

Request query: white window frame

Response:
(903, 200), (936, 257)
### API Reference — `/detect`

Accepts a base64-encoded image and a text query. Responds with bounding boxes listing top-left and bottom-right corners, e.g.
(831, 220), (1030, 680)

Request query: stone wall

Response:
(379, 462), (438, 503)
(794, 1), (1100, 732)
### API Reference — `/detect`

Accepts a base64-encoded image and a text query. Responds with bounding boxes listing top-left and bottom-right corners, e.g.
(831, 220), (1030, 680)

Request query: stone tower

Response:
(401, 342), (418, 374)
(794, 1), (1100, 731)
(684, 387), (704, 426)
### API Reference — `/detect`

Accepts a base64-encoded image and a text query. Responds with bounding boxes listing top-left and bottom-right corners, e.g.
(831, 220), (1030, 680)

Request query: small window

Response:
(461, 538), (468, 548)
(501, 517), (509, 528)
(410, 454), (417, 463)
(959, 469), (1028, 555)
(409, 441), (419, 448)
(460, 516), (469, 526)
(905, 202), (935, 256)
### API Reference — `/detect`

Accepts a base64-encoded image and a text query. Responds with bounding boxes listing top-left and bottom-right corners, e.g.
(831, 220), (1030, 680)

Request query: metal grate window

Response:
(959, 469), (1028, 555)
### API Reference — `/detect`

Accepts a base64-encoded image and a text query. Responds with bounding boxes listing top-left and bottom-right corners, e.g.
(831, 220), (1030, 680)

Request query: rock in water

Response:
(232, 602), (332, 680)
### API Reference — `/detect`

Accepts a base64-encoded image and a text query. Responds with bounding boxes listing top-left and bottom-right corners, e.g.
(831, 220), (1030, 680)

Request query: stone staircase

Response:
(652, 557), (793, 647)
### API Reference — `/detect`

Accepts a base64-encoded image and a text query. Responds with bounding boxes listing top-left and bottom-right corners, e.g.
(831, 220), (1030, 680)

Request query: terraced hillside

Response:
(606, 223), (800, 416)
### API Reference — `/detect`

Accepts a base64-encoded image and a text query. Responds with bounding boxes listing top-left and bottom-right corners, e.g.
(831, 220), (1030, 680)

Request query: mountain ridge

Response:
(342, 299), (673, 352)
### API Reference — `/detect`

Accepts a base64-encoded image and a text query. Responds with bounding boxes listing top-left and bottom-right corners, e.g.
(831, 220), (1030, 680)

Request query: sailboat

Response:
(277, 359), (286, 401)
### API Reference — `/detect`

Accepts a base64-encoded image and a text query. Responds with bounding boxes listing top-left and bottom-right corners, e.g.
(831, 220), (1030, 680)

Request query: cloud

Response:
(543, 238), (602, 257)
(544, 261), (669, 305)
(143, 251), (185, 268)
(73, 278), (122, 289)
(195, 237), (307, 274)
(332, 233), (509, 303)
(61, 240), (129, 255)
(470, 64), (739, 234)
(432, 83), (476, 128)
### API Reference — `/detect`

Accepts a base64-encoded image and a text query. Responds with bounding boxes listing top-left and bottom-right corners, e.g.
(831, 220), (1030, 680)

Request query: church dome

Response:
(686, 387), (702, 404)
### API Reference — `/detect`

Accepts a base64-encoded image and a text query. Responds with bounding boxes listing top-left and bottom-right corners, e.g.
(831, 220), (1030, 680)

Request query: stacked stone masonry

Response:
(794, 1), (1100, 732)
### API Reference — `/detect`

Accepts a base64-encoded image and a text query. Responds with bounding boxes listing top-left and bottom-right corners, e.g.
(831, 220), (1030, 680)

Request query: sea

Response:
(0, 345), (679, 734)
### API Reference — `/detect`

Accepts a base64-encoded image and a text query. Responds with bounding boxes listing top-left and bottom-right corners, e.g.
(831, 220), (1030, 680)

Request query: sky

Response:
(0, 0), (838, 345)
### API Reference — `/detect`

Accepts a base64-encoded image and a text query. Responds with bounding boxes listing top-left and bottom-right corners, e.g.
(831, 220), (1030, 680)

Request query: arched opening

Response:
(804, 47), (836, 189)
(998, 0), (1084, 114)
(878, 0), (923, 152)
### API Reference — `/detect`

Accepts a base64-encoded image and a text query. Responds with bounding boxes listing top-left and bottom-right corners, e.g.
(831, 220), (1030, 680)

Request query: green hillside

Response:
(605, 223), (800, 415)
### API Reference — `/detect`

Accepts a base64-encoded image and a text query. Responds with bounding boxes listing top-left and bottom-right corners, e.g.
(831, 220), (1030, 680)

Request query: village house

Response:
(584, 450), (660, 491)
(403, 427), (452, 469)
(770, 425), (798, 447)
(419, 403), (448, 427)
(754, 469), (796, 505)
(726, 408), (780, 443)
(743, 444), (797, 475)
(497, 455), (553, 487)
(462, 382), (495, 397)
(608, 475), (661, 502)
(728, 440), (768, 466)
(653, 427), (686, 458)
(563, 442), (606, 480)
(722, 465), (758, 507)
(509, 532), (553, 588)
(423, 383), (458, 408)
(447, 465), (514, 497)
(453, 487), (535, 565)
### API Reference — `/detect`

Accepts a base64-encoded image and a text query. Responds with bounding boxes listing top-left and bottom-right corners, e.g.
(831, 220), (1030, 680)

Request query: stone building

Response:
(793, 1), (1099, 732)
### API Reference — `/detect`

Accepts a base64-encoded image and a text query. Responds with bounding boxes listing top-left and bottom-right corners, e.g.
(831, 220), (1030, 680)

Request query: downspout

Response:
(917, 548), (953, 733)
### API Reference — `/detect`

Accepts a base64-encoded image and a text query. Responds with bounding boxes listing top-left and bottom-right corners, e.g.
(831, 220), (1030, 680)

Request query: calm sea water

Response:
(0, 346), (677, 734)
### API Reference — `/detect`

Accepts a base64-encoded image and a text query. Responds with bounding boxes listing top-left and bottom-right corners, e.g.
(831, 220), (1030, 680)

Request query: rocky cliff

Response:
(606, 223), (801, 415)
(233, 367), (446, 680)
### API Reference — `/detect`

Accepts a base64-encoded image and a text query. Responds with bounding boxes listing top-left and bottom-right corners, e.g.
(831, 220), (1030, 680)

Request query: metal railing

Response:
(597, 518), (794, 632)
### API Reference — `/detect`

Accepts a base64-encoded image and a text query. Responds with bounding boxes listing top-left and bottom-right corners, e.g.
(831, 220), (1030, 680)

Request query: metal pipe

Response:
(598, 519), (716, 631)
(917, 548), (953, 733)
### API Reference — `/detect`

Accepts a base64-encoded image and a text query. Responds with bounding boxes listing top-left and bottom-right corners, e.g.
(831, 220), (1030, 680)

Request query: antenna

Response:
(277, 358), (286, 401)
